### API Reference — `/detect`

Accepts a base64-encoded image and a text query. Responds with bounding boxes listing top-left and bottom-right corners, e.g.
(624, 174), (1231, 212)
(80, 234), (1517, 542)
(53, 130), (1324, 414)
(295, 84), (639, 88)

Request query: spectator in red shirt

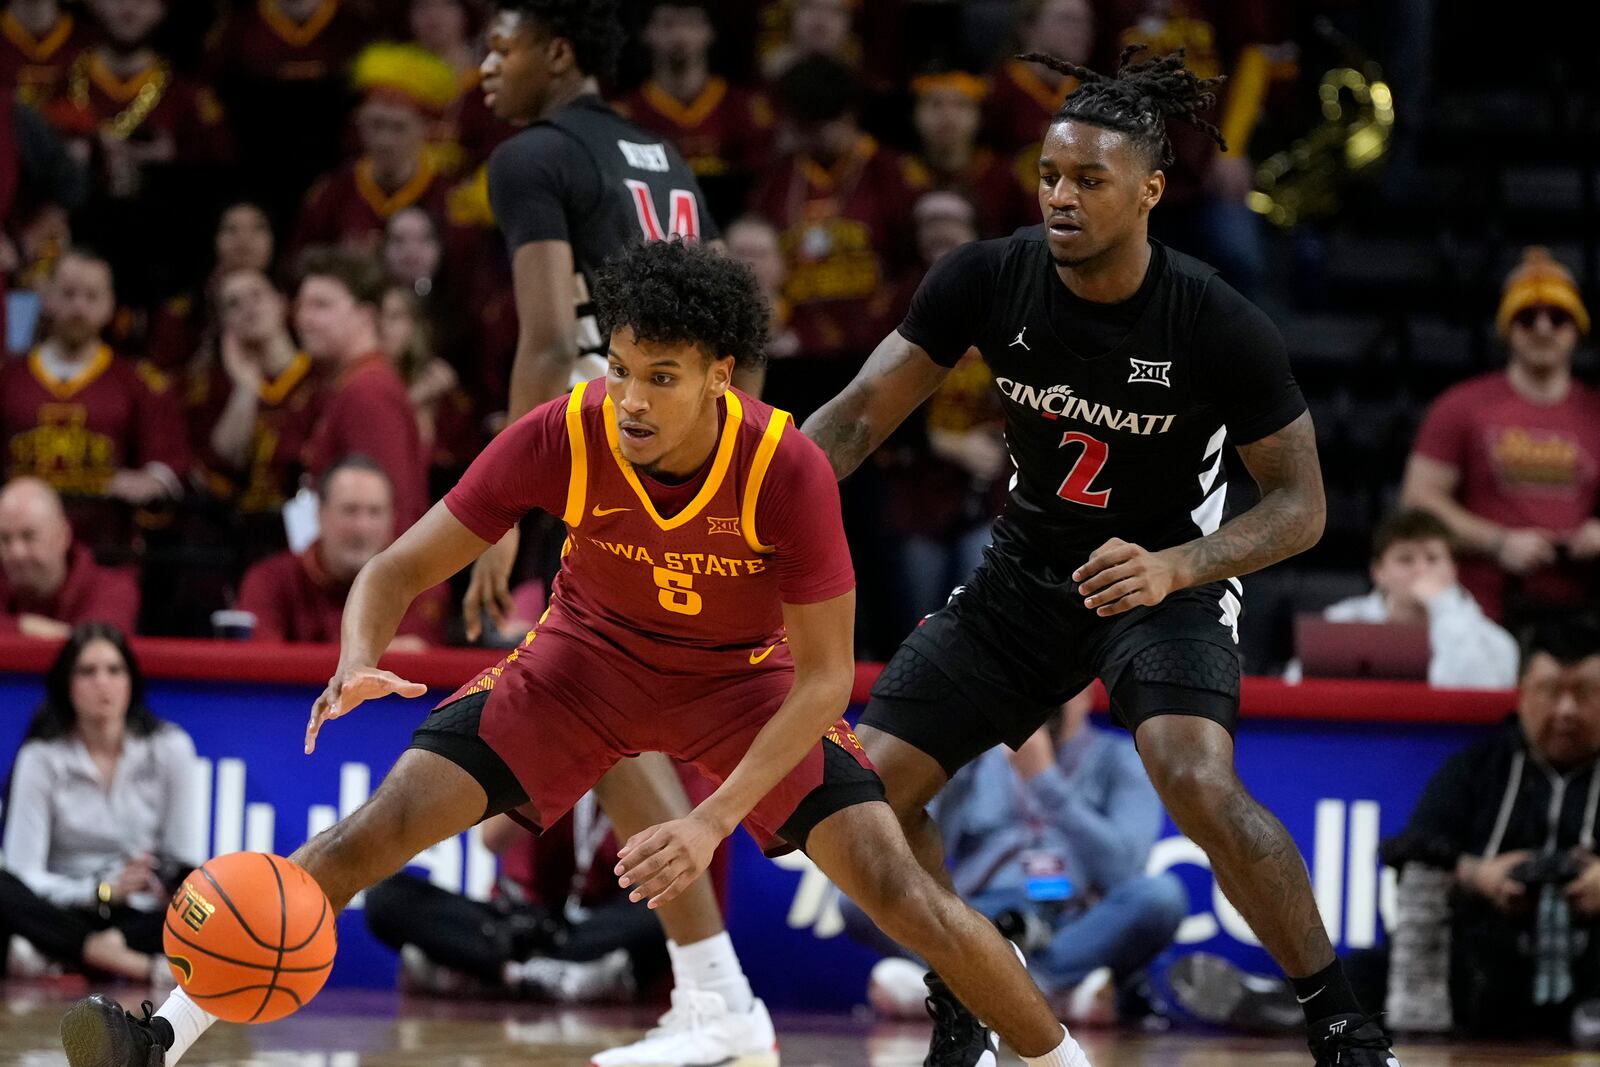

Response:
(749, 53), (919, 419)
(47, 0), (233, 310)
(0, 250), (189, 552)
(616, 1), (775, 226)
(984, 0), (1091, 161)
(295, 247), (427, 532)
(235, 456), (446, 646)
(0, 477), (139, 637)
(205, 0), (374, 226)
(904, 70), (1036, 239)
(187, 268), (319, 561)
(1402, 246), (1600, 625)
(287, 42), (458, 263)
(0, 0), (91, 108)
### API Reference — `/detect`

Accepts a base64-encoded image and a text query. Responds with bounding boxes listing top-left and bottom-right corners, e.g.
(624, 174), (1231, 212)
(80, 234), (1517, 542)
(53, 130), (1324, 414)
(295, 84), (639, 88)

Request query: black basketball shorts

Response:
(859, 546), (1243, 778)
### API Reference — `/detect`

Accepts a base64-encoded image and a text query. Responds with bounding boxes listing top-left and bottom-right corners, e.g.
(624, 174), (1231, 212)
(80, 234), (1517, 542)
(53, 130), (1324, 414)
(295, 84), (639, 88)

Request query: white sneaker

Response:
(867, 957), (928, 1019)
(589, 989), (779, 1067)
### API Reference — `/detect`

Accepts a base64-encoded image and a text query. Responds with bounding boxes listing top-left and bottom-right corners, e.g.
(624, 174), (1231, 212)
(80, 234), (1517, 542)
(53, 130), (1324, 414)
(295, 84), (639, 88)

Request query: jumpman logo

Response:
(1010, 327), (1030, 351)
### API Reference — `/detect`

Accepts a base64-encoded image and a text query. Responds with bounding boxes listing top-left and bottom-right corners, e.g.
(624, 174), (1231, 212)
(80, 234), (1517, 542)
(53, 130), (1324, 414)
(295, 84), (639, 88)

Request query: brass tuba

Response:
(1248, 31), (1395, 230)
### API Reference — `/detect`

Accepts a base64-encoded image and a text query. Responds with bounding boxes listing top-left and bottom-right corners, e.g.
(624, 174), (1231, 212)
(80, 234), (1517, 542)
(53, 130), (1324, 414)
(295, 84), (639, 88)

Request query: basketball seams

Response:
(187, 983), (305, 1006)
(249, 853), (290, 1023)
(199, 864), (280, 952)
(162, 916), (334, 973)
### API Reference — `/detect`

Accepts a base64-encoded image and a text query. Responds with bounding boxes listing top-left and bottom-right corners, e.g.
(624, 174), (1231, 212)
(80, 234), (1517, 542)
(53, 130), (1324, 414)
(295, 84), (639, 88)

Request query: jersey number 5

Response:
(626, 180), (700, 241)
(1057, 431), (1111, 508)
(653, 566), (703, 616)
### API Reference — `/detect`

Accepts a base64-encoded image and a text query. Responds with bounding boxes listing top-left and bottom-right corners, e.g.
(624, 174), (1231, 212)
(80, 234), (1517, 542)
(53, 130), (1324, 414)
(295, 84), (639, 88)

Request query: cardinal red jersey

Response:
(614, 77), (775, 183)
(0, 8), (90, 107)
(445, 380), (854, 680)
(289, 157), (452, 261)
(47, 52), (231, 166)
(748, 134), (920, 358)
(208, 0), (370, 88)
(187, 352), (321, 516)
(1, 346), (190, 495)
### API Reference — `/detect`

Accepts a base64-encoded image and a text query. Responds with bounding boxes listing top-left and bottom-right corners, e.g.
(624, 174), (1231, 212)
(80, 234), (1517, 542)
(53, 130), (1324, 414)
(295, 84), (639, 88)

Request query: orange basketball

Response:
(162, 852), (337, 1024)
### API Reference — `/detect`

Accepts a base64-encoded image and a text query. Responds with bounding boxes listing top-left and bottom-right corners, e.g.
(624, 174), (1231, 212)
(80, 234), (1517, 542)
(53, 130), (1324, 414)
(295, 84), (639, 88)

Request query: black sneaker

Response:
(61, 995), (173, 1067)
(1308, 1013), (1401, 1067)
(923, 971), (998, 1067)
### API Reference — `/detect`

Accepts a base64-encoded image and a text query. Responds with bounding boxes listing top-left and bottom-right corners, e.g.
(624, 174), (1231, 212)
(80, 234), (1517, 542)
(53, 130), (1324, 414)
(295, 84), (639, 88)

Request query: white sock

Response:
(154, 987), (217, 1065)
(667, 932), (754, 1013)
(1021, 1025), (1091, 1067)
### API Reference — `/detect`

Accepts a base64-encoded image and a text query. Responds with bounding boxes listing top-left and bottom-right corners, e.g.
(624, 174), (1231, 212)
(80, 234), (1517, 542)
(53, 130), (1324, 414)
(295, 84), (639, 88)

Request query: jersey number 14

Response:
(626, 180), (701, 241)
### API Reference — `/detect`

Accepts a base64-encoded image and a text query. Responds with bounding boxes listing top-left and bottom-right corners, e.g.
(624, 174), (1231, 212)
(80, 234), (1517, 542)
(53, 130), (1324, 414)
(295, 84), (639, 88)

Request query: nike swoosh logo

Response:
(749, 645), (777, 665)
(1296, 985), (1325, 1004)
(591, 505), (631, 517)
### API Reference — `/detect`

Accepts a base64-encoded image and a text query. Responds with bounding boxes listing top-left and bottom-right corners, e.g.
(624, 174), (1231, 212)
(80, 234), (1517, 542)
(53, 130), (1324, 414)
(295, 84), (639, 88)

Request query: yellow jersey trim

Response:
(1, 11), (73, 61)
(602, 390), (743, 531)
(642, 76), (728, 129)
(354, 155), (437, 219)
(258, 352), (312, 406)
(27, 344), (112, 400)
(562, 382), (590, 528)
(259, 0), (339, 49)
(740, 408), (790, 555)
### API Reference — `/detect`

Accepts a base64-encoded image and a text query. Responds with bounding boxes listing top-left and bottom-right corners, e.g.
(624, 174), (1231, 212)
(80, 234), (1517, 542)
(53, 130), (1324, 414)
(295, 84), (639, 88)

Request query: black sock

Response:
(1289, 958), (1363, 1026)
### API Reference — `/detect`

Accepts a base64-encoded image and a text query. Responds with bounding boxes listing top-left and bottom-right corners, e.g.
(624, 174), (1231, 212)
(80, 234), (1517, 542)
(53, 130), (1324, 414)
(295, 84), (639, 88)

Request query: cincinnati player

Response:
(468, 4), (769, 1063)
(59, 241), (1095, 1067)
(804, 49), (1403, 1067)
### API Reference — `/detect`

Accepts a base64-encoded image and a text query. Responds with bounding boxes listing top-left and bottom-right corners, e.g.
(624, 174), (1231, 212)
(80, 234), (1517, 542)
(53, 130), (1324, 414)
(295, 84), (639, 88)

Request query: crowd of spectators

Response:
(0, 0), (1593, 665)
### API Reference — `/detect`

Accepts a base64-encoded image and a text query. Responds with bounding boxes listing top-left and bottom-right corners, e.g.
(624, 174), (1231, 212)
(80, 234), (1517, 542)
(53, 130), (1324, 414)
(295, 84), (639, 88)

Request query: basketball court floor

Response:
(2, 986), (1593, 1066)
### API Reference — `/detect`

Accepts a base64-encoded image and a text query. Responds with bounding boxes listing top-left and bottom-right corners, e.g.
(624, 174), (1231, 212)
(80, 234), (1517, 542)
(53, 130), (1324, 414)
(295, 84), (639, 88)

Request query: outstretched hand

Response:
(305, 666), (427, 754)
(614, 813), (724, 909)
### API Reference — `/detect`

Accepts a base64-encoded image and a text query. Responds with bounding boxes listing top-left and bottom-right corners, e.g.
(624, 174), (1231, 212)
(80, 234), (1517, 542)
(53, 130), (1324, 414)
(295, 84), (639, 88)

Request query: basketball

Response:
(162, 852), (337, 1024)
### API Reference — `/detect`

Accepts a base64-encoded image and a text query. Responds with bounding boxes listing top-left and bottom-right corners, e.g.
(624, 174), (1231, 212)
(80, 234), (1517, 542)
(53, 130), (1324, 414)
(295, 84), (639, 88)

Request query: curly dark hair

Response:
(593, 239), (769, 368)
(23, 623), (163, 743)
(1021, 44), (1227, 168)
(495, 0), (621, 82)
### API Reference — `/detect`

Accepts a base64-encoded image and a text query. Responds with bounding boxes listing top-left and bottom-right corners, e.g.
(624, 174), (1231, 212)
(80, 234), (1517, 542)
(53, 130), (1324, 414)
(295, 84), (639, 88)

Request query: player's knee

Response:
(1143, 751), (1238, 825)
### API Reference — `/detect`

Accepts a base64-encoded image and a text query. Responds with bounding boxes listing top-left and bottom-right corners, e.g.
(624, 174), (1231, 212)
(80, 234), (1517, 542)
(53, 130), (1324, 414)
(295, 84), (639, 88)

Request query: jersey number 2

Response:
(626, 180), (700, 241)
(1057, 431), (1112, 508)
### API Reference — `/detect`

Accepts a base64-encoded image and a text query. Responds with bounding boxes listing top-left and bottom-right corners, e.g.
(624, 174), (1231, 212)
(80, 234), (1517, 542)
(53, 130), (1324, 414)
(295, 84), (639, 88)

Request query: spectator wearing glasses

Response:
(1402, 247), (1600, 627)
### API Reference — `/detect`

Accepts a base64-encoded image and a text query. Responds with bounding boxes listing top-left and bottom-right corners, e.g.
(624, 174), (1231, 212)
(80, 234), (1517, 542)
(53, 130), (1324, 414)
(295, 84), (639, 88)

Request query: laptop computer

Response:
(1294, 616), (1431, 680)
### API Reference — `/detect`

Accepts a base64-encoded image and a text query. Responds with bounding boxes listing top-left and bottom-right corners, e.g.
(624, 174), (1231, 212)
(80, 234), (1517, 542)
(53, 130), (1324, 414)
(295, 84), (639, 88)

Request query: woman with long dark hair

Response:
(0, 623), (204, 981)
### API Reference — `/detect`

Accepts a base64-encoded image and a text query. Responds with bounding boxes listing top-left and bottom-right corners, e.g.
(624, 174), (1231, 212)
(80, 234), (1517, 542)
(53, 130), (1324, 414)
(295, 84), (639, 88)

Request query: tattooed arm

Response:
(1075, 412), (1325, 616)
(801, 330), (952, 480)
(1170, 410), (1326, 585)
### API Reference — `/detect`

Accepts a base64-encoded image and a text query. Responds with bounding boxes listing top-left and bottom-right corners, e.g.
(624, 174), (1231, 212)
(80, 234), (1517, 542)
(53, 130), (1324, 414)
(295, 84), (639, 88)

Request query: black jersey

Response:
(898, 229), (1306, 564)
(487, 94), (719, 359)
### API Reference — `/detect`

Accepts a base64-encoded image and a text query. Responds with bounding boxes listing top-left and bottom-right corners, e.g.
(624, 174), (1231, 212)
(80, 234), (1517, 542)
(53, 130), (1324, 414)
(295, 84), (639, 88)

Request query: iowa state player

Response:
(469, 4), (771, 1064)
(804, 49), (1401, 1067)
(60, 241), (1094, 1067)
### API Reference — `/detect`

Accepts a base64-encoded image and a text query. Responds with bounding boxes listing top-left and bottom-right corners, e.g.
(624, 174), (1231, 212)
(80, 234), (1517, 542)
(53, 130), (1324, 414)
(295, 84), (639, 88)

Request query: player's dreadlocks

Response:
(1018, 45), (1227, 168)
(496, 0), (621, 83)
(594, 239), (770, 369)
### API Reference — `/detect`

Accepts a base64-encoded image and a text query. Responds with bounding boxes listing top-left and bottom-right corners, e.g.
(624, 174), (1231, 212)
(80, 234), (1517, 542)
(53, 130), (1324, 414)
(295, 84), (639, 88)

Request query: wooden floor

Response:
(6, 986), (1596, 1066)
